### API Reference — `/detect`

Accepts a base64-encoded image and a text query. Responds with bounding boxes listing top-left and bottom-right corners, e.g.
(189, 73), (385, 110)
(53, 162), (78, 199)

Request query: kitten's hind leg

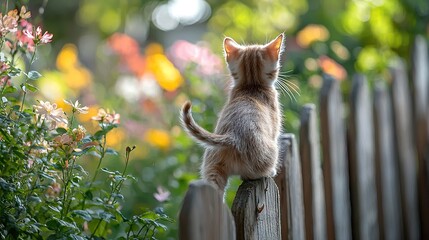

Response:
(202, 169), (228, 194)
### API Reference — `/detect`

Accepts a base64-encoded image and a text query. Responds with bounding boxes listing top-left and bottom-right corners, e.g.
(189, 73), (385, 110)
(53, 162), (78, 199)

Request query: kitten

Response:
(180, 34), (284, 193)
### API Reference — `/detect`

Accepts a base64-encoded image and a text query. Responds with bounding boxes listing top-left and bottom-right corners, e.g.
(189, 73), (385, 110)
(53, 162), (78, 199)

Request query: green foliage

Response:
(0, 6), (171, 239)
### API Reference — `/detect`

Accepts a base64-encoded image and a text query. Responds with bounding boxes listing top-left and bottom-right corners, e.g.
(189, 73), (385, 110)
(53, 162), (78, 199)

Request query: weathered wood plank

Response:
(179, 180), (236, 240)
(319, 76), (352, 240)
(412, 35), (429, 240)
(373, 81), (403, 240)
(299, 104), (327, 240)
(349, 75), (379, 240)
(232, 177), (281, 240)
(274, 134), (306, 240)
(390, 59), (421, 240)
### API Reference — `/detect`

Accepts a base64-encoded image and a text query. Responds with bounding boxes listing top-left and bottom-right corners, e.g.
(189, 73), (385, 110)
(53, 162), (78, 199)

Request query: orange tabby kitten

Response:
(181, 34), (284, 193)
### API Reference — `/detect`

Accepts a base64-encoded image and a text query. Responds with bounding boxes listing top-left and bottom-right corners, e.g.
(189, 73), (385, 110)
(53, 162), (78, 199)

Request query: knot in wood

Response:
(257, 202), (264, 213)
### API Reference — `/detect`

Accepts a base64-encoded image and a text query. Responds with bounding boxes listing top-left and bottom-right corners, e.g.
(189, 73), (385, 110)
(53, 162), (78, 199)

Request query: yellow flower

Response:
(106, 128), (125, 148)
(56, 44), (78, 71)
(77, 105), (99, 123)
(146, 54), (183, 92)
(144, 129), (171, 150)
(65, 67), (92, 91)
(144, 43), (183, 92)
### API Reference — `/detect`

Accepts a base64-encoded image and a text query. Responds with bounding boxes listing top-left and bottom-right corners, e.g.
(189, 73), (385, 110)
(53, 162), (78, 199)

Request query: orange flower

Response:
(108, 33), (140, 58)
(297, 24), (329, 48)
(318, 56), (347, 81)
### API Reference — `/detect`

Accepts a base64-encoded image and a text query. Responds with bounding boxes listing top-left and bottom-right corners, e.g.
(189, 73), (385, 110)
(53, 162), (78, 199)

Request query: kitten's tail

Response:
(180, 101), (233, 147)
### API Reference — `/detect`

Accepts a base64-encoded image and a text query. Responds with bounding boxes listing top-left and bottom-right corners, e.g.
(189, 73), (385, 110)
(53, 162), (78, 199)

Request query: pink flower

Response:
(33, 100), (68, 125)
(0, 11), (18, 36)
(154, 186), (170, 203)
(91, 108), (120, 124)
(17, 20), (35, 51)
(64, 99), (89, 114)
(23, 26), (53, 44)
(169, 40), (223, 76)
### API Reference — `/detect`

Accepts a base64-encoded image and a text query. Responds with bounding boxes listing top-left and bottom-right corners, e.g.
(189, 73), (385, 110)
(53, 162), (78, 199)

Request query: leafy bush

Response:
(0, 6), (171, 239)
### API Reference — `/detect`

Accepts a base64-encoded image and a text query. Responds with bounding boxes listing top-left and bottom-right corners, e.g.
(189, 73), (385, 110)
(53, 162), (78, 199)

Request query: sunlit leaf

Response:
(27, 70), (42, 80)
(25, 83), (38, 92)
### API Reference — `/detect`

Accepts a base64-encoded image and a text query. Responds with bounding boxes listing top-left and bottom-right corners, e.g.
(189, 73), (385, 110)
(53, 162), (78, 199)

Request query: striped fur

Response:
(180, 34), (284, 193)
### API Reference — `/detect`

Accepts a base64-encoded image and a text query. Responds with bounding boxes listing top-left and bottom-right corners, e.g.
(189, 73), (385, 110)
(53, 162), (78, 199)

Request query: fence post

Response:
(319, 76), (352, 240)
(412, 35), (429, 239)
(299, 104), (327, 240)
(349, 75), (379, 240)
(232, 177), (281, 240)
(179, 180), (236, 240)
(390, 59), (421, 240)
(274, 134), (306, 240)
(373, 82), (403, 240)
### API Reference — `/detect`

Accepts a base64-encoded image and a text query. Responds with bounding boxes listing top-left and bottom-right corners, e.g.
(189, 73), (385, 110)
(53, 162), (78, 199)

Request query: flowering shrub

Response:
(0, 6), (170, 239)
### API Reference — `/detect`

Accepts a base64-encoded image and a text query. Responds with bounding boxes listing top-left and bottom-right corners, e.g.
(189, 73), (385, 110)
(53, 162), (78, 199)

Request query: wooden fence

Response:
(178, 36), (429, 240)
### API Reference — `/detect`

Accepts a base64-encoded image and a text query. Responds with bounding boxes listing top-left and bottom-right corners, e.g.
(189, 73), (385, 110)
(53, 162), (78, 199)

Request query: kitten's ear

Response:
(265, 33), (284, 61)
(224, 37), (240, 60)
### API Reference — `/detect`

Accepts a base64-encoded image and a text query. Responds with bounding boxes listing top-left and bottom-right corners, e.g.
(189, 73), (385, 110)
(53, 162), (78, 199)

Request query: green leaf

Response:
(8, 68), (21, 77)
(25, 83), (38, 92)
(27, 70), (42, 80)
(100, 168), (115, 175)
(72, 176), (82, 184)
(56, 127), (68, 134)
(99, 211), (115, 222)
(40, 172), (55, 181)
(85, 190), (93, 200)
(3, 85), (16, 94)
(105, 148), (118, 156)
(47, 205), (60, 213)
(72, 210), (92, 221)
(46, 218), (60, 230)
(93, 124), (116, 140)
(69, 234), (86, 240)
(112, 193), (124, 200)
(28, 196), (42, 203)
(46, 218), (78, 231)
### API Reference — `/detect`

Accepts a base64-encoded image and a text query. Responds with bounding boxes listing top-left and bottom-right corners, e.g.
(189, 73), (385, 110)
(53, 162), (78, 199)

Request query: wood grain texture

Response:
(232, 177), (281, 240)
(319, 76), (352, 240)
(349, 75), (379, 240)
(179, 180), (236, 240)
(275, 134), (306, 240)
(412, 35), (429, 240)
(300, 104), (327, 240)
(373, 82), (403, 240)
(390, 59), (421, 240)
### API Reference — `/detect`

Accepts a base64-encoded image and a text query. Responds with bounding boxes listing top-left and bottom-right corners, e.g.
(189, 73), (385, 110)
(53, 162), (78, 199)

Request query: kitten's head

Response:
(223, 33), (284, 87)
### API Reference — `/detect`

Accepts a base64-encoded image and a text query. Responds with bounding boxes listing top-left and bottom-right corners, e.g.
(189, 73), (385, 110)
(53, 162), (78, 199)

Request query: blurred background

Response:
(4, 0), (429, 238)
